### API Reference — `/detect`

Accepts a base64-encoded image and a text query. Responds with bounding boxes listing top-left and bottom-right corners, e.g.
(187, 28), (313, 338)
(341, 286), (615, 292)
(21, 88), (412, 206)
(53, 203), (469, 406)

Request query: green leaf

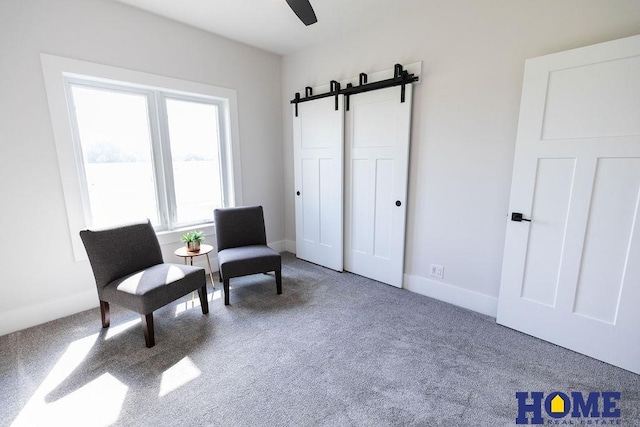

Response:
(181, 230), (204, 243)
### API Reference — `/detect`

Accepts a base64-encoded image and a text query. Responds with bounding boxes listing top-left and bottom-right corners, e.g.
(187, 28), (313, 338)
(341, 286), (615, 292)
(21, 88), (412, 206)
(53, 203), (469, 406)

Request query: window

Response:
(41, 54), (242, 261)
(68, 81), (228, 230)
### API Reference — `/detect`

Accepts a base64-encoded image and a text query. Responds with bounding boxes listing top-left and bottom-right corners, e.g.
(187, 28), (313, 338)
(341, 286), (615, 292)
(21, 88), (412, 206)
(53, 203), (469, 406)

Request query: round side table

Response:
(174, 244), (216, 288)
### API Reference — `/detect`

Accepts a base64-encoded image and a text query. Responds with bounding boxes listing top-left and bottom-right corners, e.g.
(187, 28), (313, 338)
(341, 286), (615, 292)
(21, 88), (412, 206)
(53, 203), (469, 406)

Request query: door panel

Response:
(542, 56), (640, 139)
(520, 158), (575, 307)
(301, 158), (319, 243)
(373, 159), (394, 260)
(573, 158), (640, 323)
(350, 159), (371, 254)
(293, 96), (343, 271)
(345, 85), (412, 287)
(497, 35), (640, 374)
(353, 99), (398, 147)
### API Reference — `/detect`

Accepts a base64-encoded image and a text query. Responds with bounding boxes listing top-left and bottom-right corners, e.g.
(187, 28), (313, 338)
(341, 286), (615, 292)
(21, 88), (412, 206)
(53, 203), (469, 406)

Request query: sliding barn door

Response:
(293, 96), (344, 271)
(344, 85), (413, 287)
(497, 35), (640, 374)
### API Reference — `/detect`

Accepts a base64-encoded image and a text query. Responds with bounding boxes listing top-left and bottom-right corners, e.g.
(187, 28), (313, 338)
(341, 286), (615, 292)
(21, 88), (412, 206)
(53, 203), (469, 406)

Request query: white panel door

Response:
(293, 96), (344, 271)
(497, 35), (640, 374)
(344, 85), (412, 287)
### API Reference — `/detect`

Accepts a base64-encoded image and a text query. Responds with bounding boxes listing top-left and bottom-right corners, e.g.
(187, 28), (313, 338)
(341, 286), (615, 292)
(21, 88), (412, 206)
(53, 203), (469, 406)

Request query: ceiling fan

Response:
(285, 0), (317, 26)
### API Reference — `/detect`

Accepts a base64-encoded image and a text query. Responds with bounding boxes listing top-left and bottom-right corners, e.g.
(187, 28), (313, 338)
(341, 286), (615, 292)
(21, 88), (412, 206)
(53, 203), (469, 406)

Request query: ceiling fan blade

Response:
(285, 0), (317, 26)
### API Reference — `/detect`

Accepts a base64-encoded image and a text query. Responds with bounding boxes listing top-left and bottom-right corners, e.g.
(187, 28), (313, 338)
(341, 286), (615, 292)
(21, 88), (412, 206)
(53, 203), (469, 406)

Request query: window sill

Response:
(156, 223), (216, 247)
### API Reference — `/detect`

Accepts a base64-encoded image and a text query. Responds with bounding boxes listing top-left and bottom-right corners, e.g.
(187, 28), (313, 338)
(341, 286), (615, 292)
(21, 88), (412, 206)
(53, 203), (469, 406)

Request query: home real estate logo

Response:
(516, 391), (621, 425)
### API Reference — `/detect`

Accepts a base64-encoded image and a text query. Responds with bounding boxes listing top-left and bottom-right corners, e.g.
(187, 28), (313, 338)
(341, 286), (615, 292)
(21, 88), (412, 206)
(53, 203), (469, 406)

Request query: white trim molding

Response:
(268, 240), (288, 254)
(403, 274), (498, 318)
(284, 240), (296, 254)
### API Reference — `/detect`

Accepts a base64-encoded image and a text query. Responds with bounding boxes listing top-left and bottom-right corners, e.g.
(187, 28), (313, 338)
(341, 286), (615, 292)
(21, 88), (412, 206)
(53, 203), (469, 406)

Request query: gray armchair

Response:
(214, 206), (282, 305)
(79, 220), (208, 348)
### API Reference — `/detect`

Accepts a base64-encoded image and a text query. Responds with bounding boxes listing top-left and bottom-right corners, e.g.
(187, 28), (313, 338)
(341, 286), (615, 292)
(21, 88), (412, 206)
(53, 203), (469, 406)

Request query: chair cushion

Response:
(218, 245), (281, 280)
(101, 263), (205, 314)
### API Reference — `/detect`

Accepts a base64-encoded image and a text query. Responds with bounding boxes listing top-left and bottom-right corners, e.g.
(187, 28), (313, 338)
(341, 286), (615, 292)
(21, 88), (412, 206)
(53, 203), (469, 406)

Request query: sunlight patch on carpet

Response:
(159, 356), (201, 397)
(11, 333), (128, 426)
(174, 289), (221, 316)
(105, 318), (141, 340)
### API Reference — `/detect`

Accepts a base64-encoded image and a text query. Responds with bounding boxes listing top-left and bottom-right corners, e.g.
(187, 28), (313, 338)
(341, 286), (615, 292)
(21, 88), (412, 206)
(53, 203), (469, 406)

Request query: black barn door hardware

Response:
(511, 212), (531, 222)
(339, 63), (417, 102)
(344, 72), (369, 110)
(291, 63), (419, 115)
(345, 83), (352, 111)
(292, 81), (341, 116)
(330, 80), (340, 111)
(293, 92), (301, 117)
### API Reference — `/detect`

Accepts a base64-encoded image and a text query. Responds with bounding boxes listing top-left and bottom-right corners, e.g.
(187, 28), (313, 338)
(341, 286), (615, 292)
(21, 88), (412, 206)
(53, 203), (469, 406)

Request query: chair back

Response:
(214, 206), (267, 251)
(79, 219), (163, 290)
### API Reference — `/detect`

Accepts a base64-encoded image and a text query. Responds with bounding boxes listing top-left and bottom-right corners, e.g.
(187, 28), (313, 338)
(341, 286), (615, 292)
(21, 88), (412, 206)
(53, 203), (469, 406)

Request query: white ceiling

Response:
(112, 0), (424, 55)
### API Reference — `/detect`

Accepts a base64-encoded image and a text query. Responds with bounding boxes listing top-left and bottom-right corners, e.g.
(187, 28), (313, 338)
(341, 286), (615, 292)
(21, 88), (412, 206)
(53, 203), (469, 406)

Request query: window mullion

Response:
(216, 101), (231, 207)
(156, 92), (178, 230)
(147, 91), (170, 231)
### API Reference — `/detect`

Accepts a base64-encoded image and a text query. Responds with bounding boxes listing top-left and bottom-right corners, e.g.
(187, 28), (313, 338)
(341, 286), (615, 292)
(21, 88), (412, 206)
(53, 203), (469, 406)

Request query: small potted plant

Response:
(181, 230), (205, 252)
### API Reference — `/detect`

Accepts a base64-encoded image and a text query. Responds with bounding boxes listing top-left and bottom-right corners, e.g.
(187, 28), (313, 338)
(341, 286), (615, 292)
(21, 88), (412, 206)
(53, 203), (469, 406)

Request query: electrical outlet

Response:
(429, 264), (444, 279)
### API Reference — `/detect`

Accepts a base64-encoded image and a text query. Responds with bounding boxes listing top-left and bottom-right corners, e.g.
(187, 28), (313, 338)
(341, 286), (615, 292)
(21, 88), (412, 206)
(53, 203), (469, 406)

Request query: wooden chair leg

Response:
(223, 278), (230, 305)
(198, 286), (209, 314)
(142, 313), (155, 348)
(275, 270), (282, 295)
(100, 301), (110, 328)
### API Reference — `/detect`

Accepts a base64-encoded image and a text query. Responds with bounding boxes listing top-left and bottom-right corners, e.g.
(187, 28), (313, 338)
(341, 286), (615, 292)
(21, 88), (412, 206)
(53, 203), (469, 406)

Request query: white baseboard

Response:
(404, 274), (498, 318)
(0, 289), (98, 336)
(268, 240), (287, 253)
(284, 240), (296, 254)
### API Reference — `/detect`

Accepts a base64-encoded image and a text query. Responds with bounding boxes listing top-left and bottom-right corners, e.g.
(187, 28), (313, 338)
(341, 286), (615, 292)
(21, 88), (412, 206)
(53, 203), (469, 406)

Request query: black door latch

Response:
(511, 212), (531, 222)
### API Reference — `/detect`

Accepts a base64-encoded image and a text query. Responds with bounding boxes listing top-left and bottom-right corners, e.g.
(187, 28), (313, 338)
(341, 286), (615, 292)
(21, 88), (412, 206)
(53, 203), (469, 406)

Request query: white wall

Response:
(0, 0), (284, 335)
(281, 1), (640, 315)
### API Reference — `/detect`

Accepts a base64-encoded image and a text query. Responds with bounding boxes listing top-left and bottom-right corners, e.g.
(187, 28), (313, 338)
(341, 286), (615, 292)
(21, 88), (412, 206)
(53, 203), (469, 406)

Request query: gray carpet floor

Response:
(1, 253), (639, 426)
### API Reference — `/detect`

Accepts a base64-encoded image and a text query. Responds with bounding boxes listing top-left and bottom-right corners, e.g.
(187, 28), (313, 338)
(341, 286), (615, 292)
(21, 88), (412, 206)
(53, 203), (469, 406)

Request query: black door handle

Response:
(511, 212), (531, 222)
(395, 200), (402, 207)
(296, 191), (300, 196)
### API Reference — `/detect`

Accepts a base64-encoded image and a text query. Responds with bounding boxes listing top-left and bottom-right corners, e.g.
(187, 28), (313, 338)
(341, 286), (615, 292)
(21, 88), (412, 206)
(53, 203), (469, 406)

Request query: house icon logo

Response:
(549, 394), (565, 414)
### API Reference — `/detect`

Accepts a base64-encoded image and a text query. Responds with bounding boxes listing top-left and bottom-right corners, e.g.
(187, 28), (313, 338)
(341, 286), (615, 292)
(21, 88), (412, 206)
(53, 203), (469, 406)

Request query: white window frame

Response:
(41, 54), (243, 261)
